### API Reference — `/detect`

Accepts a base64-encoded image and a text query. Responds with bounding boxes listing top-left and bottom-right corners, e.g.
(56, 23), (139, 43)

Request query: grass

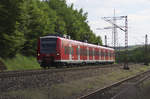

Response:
(0, 54), (41, 71)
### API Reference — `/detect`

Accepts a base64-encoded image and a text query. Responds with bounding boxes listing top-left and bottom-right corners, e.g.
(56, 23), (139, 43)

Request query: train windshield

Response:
(40, 38), (57, 54)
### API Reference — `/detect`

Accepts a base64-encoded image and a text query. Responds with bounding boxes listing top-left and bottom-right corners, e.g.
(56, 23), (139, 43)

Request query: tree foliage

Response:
(116, 46), (150, 63)
(0, 0), (25, 58)
(0, 0), (102, 58)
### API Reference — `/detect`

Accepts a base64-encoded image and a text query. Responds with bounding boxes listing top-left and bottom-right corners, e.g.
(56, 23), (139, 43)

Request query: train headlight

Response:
(57, 53), (60, 56)
(38, 53), (40, 56)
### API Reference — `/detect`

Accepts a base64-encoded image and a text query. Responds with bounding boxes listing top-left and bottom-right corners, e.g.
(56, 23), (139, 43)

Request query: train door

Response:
(69, 44), (72, 61)
(105, 50), (108, 61)
(108, 50), (109, 60)
(84, 46), (87, 61)
(99, 48), (101, 61)
(103, 49), (105, 61)
(78, 45), (80, 62)
(87, 47), (89, 61)
(93, 48), (95, 61)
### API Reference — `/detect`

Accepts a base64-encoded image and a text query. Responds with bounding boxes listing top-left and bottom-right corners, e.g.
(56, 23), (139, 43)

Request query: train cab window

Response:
(40, 38), (57, 54)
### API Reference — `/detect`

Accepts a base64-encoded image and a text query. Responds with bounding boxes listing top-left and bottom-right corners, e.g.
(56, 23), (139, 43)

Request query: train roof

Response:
(40, 35), (114, 51)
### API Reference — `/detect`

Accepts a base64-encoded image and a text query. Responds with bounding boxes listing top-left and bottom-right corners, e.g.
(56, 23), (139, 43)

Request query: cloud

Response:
(66, 0), (150, 45)
(66, 0), (77, 4)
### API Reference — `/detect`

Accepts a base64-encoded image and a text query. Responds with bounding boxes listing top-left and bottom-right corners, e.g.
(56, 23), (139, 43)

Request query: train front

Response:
(37, 36), (61, 68)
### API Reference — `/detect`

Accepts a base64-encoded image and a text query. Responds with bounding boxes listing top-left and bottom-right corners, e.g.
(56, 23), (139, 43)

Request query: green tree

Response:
(0, 0), (25, 58)
(21, 0), (57, 55)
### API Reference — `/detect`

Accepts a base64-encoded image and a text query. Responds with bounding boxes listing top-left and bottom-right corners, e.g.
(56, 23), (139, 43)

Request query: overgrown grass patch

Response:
(1, 54), (41, 70)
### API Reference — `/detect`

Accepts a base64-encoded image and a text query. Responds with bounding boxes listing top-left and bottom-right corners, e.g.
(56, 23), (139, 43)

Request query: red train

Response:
(37, 34), (115, 68)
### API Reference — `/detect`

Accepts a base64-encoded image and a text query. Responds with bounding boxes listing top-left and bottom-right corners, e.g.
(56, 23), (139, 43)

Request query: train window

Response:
(76, 48), (78, 55)
(86, 49), (87, 56)
(65, 46), (69, 55)
(65, 46), (68, 55)
(81, 48), (83, 56)
(69, 47), (71, 55)
(80, 48), (82, 56)
(83, 49), (86, 56)
(84, 48), (87, 56)
(64, 47), (66, 55)
(89, 49), (91, 56)
(102, 52), (104, 57)
(83, 48), (84, 56)
(113, 53), (115, 57)
(93, 49), (94, 56)
(97, 50), (99, 56)
(77, 47), (80, 55)
(72, 47), (74, 55)
(99, 50), (101, 56)
(101, 50), (103, 56)
(62, 41), (63, 48)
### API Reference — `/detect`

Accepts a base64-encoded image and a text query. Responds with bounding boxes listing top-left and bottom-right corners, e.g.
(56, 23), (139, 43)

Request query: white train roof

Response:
(40, 36), (114, 51)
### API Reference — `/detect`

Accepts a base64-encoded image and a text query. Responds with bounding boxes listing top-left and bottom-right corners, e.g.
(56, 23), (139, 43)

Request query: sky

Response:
(66, 0), (150, 46)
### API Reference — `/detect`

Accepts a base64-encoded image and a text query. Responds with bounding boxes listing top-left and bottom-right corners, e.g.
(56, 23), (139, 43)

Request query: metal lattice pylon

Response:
(102, 15), (129, 69)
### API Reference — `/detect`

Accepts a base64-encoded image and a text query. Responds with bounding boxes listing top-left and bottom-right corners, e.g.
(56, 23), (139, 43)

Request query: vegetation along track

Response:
(79, 67), (150, 99)
(0, 64), (122, 92)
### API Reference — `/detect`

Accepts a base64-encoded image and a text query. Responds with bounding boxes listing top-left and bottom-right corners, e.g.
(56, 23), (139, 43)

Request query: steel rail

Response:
(79, 68), (150, 99)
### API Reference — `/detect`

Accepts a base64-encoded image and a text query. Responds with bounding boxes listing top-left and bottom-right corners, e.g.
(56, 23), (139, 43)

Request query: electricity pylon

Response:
(102, 16), (129, 70)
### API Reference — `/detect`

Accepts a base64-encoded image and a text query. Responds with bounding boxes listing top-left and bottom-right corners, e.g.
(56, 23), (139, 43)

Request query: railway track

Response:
(79, 67), (150, 99)
(0, 63), (140, 93)
(0, 64), (121, 78)
(0, 63), (124, 92)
